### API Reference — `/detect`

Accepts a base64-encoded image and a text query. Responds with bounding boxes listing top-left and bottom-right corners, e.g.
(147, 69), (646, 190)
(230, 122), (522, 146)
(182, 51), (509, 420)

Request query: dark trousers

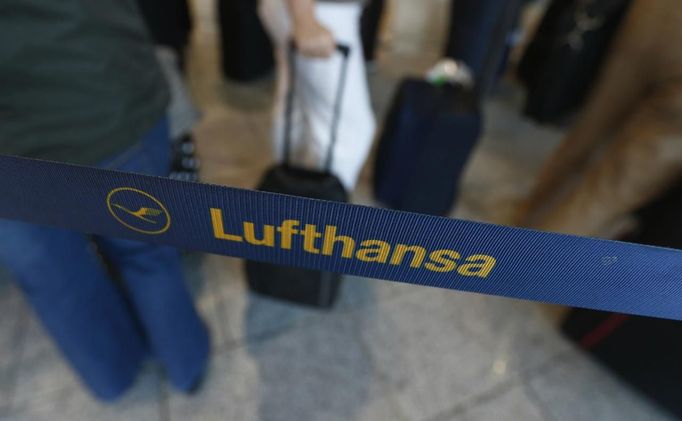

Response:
(444, 0), (521, 96)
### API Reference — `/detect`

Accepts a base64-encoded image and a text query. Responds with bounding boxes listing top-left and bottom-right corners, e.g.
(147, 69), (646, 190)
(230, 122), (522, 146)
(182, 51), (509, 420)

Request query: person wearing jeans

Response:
(0, 0), (208, 400)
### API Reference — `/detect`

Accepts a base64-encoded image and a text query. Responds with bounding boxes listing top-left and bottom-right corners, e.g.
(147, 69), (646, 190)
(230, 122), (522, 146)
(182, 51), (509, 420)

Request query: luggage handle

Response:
(282, 41), (351, 173)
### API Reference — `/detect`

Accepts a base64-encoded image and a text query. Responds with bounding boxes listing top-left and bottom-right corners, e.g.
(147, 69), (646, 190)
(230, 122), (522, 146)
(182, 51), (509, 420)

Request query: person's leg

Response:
(95, 237), (208, 391)
(444, 0), (506, 73)
(96, 119), (209, 392)
(444, 0), (521, 96)
(0, 222), (147, 401)
(360, 0), (385, 62)
(259, 0), (376, 190)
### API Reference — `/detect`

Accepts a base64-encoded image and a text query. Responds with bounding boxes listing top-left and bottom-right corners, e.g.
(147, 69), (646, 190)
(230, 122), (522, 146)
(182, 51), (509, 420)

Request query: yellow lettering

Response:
(210, 208), (243, 242)
(322, 225), (355, 259)
(355, 240), (391, 263)
(457, 254), (497, 278)
(302, 224), (323, 254)
(389, 244), (426, 268)
(424, 249), (460, 272)
(243, 222), (275, 247)
(212, 210), (497, 278)
(276, 220), (300, 250)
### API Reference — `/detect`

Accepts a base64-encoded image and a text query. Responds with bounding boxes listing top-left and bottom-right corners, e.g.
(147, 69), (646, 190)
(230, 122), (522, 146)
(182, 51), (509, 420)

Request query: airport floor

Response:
(0, 0), (675, 420)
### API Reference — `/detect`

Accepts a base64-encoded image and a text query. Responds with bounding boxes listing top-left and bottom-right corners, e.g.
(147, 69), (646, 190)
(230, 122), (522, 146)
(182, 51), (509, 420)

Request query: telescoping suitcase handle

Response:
(282, 42), (351, 173)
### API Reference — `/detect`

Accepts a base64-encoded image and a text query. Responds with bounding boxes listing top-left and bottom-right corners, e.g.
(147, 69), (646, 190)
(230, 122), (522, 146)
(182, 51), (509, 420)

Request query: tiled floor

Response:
(0, 0), (676, 420)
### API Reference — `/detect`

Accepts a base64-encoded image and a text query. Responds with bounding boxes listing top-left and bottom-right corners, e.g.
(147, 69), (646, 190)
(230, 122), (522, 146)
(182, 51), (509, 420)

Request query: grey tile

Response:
(336, 275), (419, 312)
(11, 313), (82, 407)
(8, 364), (161, 421)
(355, 288), (515, 421)
(0, 282), (23, 412)
(201, 251), (419, 348)
(168, 313), (402, 421)
(198, 254), (320, 346)
(166, 348), (260, 421)
(184, 253), (233, 350)
(453, 383), (548, 421)
(0, 372), (12, 412)
(224, 287), (322, 347)
(443, 293), (574, 375)
(0, 282), (22, 367)
(527, 352), (675, 421)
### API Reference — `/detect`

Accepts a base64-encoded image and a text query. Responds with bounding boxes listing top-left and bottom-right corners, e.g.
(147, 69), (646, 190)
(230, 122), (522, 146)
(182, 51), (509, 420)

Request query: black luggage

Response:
(562, 310), (682, 419)
(217, 0), (274, 82)
(518, 0), (631, 124)
(561, 180), (682, 419)
(373, 0), (520, 216)
(245, 44), (351, 308)
(373, 81), (481, 216)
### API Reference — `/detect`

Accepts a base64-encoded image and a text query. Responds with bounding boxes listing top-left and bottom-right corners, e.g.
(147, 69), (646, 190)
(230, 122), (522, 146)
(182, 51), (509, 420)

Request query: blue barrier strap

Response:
(0, 154), (680, 320)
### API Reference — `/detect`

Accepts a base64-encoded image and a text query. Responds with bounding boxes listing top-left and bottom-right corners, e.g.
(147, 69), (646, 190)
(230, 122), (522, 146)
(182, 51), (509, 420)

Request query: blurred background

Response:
(0, 0), (680, 419)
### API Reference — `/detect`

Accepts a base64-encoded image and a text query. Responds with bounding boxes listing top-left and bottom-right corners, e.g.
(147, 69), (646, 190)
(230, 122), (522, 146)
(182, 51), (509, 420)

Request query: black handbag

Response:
(245, 44), (351, 308)
(518, 0), (631, 124)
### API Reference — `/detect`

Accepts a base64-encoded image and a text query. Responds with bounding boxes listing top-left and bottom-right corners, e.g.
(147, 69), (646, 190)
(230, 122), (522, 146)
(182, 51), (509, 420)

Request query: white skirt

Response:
(259, 0), (376, 190)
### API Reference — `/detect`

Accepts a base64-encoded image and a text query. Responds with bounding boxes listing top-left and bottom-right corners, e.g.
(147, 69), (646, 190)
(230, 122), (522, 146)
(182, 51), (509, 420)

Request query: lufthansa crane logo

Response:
(106, 187), (171, 235)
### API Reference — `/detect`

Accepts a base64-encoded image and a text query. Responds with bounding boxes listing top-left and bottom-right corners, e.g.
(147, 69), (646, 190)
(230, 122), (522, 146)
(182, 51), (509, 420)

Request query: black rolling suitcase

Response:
(373, 81), (481, 216)
(517, 0), (631, 124)
(217, 0), (274, 82)
(245, 44), (351, 308)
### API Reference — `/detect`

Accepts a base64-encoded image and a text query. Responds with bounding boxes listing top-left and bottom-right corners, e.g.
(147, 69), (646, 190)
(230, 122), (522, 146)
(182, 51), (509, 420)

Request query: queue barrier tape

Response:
(0, 154), (680, 320)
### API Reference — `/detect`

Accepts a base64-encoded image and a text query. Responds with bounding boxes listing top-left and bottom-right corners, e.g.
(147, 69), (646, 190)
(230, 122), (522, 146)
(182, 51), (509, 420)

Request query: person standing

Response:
(0, 0), (209, 400)
(259, 0), (376, 191)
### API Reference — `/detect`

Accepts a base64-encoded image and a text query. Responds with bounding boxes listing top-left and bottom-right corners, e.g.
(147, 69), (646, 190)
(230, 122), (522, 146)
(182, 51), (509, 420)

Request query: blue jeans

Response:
(0, 120), (209, 400)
